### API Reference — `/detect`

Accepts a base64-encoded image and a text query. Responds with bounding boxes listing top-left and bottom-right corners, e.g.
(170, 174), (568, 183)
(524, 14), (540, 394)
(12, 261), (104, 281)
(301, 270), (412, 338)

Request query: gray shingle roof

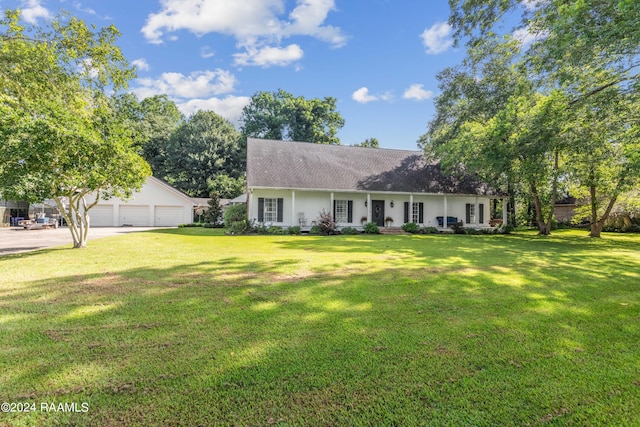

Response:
(247, 138), (501, 196)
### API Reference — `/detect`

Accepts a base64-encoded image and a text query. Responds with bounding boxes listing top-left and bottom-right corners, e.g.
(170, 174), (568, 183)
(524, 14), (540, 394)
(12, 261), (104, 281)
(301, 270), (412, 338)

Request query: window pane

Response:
(335, 200), (348, 223)
(264, 198), (277, 222)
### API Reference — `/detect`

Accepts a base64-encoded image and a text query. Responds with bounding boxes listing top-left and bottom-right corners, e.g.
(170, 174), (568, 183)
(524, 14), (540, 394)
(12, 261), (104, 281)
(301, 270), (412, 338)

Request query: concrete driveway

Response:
(0, 226), (172, 256)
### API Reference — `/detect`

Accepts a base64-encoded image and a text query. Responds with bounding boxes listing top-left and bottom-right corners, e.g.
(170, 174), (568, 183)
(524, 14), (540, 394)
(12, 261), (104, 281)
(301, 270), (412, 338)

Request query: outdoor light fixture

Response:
(364, 200), (368, 207)
(390, 200), (394, 208)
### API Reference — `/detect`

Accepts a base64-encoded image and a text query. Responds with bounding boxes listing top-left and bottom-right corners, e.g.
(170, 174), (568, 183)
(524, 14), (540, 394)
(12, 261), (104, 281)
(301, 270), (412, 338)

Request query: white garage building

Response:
(89, 177), (194, 227)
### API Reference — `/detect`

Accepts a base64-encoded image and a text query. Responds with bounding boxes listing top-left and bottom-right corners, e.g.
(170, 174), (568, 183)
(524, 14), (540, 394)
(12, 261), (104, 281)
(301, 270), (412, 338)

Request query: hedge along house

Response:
(246, 138), (507, 231)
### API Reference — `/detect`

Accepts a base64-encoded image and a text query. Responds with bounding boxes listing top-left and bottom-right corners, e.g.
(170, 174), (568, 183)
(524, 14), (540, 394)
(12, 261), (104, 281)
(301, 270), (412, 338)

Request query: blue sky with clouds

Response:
(3, 0), (474, 150)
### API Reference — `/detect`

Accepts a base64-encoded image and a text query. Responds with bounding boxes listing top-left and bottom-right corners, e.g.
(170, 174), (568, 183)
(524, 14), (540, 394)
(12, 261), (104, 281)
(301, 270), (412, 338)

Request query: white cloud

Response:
(380, 91), (393, 102)
(142, 0), (344, 44)
(141, 0), (345, 67)
(420, 22), (453, 54)
(20, 0), (52, 23)
(177, 95), (251, 126)
(72, 1), (96, 15)
(402, 84), (434, 101)
(522, 0), (544, 11)
(131, 68), (247, 125)
(352, 87), (378, 104)
(351, 87), (393, 104)
(513, 26), (548, 47)
(233, 44), (303, 67)
(200, 46), (215, 59)
(282, 0), (346, 47)
(131, 58), (150, 72)
(133, 69), (237, 99)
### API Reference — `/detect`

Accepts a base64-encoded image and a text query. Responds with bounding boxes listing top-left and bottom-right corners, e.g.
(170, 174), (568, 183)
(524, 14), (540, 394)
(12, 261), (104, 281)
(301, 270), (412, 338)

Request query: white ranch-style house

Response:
(246, 138), (507, 231)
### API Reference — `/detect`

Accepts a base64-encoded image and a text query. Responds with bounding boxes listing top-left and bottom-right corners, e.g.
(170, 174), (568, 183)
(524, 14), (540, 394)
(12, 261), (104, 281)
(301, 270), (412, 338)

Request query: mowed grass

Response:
(1, 228), (639, 426)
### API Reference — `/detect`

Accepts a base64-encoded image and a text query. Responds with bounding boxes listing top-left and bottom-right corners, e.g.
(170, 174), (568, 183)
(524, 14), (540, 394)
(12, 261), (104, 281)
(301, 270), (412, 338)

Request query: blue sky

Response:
(3, 0), (474, 150)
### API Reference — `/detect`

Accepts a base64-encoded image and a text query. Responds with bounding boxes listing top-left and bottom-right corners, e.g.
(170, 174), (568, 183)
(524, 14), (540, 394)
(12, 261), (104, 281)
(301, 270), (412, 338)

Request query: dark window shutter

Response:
(479, 203), (485, 224)
(347, 200), (353, 223)
(277, 198), (284, 222)
(418, 203), (424, 223)
(333, 200), (336, 220)
(404, 202), (409, 223)
(465, 203), (471, 224)
(258, 198), (264, 222)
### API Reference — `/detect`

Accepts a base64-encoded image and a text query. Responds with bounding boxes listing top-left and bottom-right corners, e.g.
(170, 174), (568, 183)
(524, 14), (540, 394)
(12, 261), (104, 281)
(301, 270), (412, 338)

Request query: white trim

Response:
(148, 176), (196, 205)
(248, 185), (503, 198)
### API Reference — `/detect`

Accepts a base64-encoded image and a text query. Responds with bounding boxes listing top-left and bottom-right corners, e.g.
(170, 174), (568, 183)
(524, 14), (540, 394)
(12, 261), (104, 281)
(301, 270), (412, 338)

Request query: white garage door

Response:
(154, 206), (184, 226)
(119, 205), (150, 226)
(89, 205), (113, 226)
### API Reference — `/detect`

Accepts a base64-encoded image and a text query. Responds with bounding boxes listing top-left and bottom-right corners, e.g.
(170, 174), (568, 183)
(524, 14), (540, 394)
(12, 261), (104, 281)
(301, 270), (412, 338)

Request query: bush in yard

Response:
(267, 226), (283, 235)
(227, 220), (252, 235)
(402, 222), (420, 234)
(224, 204), (246, 228)
(340, 227), (358, 235)
(451, 222), (466, 234)
(424, 226), (439, 234)
(309, 225), (322, 235)
(363, 222), (380, 234)
(499, 224), (514, 234)
(288, 226), (301, 235)
(317, 209), (337, 235)
(254, 222), (269, 234)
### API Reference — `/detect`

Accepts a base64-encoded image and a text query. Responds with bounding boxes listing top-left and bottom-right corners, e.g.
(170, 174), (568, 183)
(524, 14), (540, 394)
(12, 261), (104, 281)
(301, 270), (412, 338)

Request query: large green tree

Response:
(240, 89), (345, 144)
(111, 93), (185, 178)
(0, 9), (150, 248)
(206, 173), (246, 199)
(164, 110), (244, 198)
(353, 138), (380, 148)
(429, 0), (640, 237)
(138, 95), (185, 177)
(421, 39), (533, 230)
(565, 85), (640, 237)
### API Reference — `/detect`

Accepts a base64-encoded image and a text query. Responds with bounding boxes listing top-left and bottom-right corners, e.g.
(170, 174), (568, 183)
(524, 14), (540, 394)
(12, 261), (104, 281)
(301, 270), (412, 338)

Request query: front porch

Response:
(248, 189), (508, 230)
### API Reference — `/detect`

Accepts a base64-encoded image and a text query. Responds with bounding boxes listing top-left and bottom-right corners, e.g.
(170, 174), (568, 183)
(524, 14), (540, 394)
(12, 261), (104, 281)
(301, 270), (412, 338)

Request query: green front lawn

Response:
(1, 229), (639, 426)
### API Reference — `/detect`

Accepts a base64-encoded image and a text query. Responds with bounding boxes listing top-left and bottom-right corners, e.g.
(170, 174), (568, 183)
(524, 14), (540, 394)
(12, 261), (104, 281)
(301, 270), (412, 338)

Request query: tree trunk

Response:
(586, 166), (621, 238)
(530, 182), (550, 235)
(589, 184), (600, 238)
(54, 192), (96, 248)
(590, 193), (618, 238)
(545, 149), (560, 235)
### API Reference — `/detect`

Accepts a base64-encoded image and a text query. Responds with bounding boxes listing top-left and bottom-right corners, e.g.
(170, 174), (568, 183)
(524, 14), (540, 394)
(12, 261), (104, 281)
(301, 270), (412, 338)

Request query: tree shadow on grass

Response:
(1, 242), (639, 426)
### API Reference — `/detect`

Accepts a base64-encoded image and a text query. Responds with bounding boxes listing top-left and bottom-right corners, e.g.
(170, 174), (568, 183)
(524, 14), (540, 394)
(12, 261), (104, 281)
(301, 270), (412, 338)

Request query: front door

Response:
(372, 200), (385, 226)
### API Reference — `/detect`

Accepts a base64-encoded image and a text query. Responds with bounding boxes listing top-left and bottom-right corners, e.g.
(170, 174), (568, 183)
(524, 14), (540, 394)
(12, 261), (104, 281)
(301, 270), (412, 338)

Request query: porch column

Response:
(248, 190), (254, 221)
(291, 190), (296, 227)
(475, 196), (479, 226)
(502, 197), (508, 225)
(330, 192), (334, 218)
(409, 194), (414, 223)
(367, 193), (371, 223)
(443, 196), (448, 228)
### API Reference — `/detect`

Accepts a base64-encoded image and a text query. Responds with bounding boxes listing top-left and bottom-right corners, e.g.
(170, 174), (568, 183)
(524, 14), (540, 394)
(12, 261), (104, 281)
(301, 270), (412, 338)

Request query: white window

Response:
(264, 198), (278, 222)
(466, 203), (476, 224)
(335, 200), (348, 223)
(412, 202), (420, 223)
